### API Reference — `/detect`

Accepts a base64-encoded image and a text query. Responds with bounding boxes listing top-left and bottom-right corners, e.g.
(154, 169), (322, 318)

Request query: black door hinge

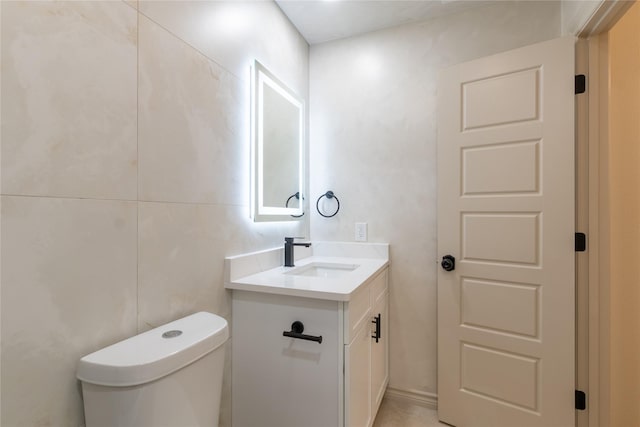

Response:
(575, 233), (587, 252)
(576, 390), (586, 410)
(575, 75), (586, 94)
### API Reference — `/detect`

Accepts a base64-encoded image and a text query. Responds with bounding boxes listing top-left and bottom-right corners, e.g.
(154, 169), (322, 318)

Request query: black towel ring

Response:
(316, 191), (340, 218)
(285, 192), (304, 218)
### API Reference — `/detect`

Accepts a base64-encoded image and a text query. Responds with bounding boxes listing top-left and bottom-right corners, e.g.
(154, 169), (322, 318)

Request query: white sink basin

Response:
(285, 262), (360, 278)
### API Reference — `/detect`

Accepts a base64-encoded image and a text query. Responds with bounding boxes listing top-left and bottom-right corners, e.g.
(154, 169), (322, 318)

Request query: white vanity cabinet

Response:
(231, 267), (389, 427)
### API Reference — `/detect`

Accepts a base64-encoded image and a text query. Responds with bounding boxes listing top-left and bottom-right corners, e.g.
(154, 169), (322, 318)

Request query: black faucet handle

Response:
(285, 237), (306, 242)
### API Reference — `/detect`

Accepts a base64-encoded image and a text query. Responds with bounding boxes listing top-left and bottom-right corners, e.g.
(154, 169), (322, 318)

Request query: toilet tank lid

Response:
(76, 311), (229, 387)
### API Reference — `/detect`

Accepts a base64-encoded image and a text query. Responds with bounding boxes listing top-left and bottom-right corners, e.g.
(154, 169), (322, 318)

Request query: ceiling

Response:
(275, 0), (498, 45)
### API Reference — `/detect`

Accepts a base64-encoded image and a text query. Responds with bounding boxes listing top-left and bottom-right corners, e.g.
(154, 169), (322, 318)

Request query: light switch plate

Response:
(355, 222), (368, 242)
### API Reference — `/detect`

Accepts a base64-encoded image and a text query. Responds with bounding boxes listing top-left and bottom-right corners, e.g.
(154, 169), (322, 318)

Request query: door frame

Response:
(575, 2), (635, 427)
(575, 34), (608, 427)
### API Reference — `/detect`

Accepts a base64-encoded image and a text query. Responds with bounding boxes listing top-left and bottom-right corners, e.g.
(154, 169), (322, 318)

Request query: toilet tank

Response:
(77, 312), (229, 427)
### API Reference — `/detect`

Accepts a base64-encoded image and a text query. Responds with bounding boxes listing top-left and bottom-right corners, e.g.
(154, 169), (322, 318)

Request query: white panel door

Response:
(437, 37), (575, 427)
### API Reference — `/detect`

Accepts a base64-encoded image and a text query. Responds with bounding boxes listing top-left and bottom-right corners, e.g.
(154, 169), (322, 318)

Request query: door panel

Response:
(437, 37), (575, 427)
(462, 67), (540, 130)
(462, 140), (540, 195)
(462, 212), (540, 265)
(461, 343), (539, 410)
(461, 278), (539, 337)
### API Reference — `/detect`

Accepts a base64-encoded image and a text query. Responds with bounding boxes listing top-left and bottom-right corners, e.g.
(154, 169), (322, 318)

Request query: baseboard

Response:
(383, 387), (438, 410)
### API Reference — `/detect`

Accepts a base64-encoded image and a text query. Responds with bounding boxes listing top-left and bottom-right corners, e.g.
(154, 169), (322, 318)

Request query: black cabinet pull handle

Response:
(372, 314), (381, 343)
(283, 321), (323, 344)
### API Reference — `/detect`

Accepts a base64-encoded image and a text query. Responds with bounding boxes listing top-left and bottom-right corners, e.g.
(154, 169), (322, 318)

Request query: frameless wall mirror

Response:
(251, 60), (305, 222)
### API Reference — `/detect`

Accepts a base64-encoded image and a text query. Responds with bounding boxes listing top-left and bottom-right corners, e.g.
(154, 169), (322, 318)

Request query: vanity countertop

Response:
(224, 243), (389, 301)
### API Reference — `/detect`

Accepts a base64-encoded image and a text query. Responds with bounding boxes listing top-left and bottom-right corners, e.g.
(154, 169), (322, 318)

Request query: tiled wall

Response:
(309, 1), (561, 402)
(0, 1), (309, 426)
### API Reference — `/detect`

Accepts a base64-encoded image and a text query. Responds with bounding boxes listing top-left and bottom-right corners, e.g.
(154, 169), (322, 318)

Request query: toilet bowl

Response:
(77, 311), (229, 427)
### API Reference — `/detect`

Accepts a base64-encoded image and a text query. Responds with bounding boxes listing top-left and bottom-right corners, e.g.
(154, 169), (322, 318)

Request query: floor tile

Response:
(373, 398), (450, 427)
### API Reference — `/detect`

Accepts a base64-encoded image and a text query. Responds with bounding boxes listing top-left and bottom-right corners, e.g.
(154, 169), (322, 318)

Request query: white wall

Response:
(0, 1), (308, 426)
(561, 0), (603, 35)
(309, 1), (562, 401)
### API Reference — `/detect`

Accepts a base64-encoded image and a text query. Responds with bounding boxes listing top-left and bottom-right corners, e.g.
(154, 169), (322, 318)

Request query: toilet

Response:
(76, 312), (229, 427)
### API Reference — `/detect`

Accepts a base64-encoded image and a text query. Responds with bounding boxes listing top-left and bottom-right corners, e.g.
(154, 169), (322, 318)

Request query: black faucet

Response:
(284, 237), (311, 267)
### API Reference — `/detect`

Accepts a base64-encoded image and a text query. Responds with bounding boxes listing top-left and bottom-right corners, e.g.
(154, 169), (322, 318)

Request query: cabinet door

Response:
(370, 291), (389, 418)
(345, 322), (371, 427)
(232, 291), (340, 427)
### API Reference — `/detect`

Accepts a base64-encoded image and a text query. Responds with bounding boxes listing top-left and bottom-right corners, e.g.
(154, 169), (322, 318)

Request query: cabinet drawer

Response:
(370, 269), (388, 307)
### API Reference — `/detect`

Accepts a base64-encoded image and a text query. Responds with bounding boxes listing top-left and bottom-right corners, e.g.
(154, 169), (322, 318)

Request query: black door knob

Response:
(441, 255), (456, 271)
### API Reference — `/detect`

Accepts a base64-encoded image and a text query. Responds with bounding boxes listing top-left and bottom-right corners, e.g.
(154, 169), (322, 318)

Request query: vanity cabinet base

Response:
(231, 268), (388, 427)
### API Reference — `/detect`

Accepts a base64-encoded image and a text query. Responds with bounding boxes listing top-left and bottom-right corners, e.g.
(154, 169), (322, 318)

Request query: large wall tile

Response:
(1, 1), (309, 426)
(0, 196), (138, 427)
(138, 201), (233, 329)
(137, 201), (306, 331)
(138, 1), (309, 97)
(309, 0), (561, 397)
(1, 1), (138, 200)
(138, 16), (247, 205)
(124, 0), (138, 11)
